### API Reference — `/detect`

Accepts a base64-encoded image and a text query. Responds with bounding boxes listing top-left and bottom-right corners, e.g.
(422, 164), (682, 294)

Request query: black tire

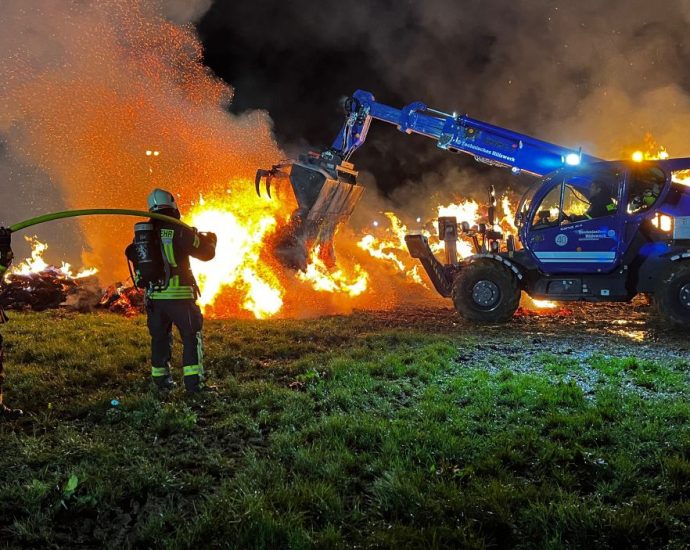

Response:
(654, 263), (690, 326)
(451, 259), (521, 323)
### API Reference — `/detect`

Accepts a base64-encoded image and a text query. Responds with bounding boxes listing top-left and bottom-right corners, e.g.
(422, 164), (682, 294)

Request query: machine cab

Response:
(515, 162), (670, 274)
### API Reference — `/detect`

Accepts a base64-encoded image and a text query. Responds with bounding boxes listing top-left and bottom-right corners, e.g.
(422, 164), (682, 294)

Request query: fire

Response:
(501, 195), (519, 235)
(11, 237), (97, 279)
(357, 213), (426, 285)
(630, 134), (670, 163)
(186, 187), (369, 319)
(99, 283), (144, 316)
(297, 246), (368, 297)
(675, 172), (690, 186)
(530, 298), (557, 309)
(630, 134), (690, 186)
(437, 201), (480, 226)
(357, 195), (522, 293)
(240, 268), (284, 319)
(187, 191), (286, 319)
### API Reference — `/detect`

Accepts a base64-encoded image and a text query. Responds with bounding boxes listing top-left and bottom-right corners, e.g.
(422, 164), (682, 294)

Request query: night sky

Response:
(196, 0), (530, 201)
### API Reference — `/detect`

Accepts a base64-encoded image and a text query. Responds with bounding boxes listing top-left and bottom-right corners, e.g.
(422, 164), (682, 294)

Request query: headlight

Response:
(651, 214), (674, 232)
(565, 153), (581, 166)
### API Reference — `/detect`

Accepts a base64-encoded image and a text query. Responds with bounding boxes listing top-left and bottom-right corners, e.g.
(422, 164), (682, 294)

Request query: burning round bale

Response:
(0, 270), (96, 312)
(0, 237), (143, 315)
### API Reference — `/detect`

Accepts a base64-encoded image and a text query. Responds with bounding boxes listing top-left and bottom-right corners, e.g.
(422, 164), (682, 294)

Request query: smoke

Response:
(161, 0), (213, 24)
(0, 0), (281, 279)
(199, 0), (690, 211)
(4, 0), (690, 315)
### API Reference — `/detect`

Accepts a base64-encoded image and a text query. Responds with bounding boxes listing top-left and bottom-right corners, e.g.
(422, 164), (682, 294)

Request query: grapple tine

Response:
(254, 170), (266, 197)
(265, 177), (272, 199)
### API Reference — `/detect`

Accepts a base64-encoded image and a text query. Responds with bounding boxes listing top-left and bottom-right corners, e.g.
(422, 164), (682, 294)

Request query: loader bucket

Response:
(256, 152), (365, 270)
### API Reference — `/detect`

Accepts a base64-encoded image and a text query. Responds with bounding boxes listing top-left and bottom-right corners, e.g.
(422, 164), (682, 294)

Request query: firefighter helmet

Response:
(147, 188), (178, 213)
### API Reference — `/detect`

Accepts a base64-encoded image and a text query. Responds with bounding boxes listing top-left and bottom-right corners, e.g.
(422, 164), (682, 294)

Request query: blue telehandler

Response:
(256, 90), (690, 325)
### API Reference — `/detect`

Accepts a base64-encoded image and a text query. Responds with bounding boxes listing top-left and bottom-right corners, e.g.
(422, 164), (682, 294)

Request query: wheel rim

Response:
(680, 283), (690, 310)
(471, 280), (501, 310)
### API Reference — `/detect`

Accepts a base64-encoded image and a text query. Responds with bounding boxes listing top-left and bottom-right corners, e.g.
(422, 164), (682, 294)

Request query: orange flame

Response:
(11, 236), (98, 280)
(297, 246), (369, 297)
(357, 213), (426, 285)
(186, 190), (286, 319)
(630, 134), (689, 185)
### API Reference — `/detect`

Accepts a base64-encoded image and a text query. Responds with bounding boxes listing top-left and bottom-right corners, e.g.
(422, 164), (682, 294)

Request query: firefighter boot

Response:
(151, 364), (175, 393)
(183, 374), (201, 394)
(183, 364), (206, 395)
(183, 374), (218, 396)
(0, 403), (23, 421)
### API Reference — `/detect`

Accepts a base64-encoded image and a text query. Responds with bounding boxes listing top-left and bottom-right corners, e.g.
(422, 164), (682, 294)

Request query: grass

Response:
(1, 311), (690, 548)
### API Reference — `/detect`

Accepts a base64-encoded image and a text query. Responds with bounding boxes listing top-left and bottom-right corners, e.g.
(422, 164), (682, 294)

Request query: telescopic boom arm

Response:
(331, 90), (602, 175)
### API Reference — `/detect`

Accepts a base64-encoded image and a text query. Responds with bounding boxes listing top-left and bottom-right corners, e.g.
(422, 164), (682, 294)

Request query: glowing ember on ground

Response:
(530, 298), (558, 309)
(98, 284), (144, 316)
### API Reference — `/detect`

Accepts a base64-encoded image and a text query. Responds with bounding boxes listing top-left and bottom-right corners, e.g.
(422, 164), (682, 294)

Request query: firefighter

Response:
(0, 227), (23, 420)
(126, 190), (217, 394)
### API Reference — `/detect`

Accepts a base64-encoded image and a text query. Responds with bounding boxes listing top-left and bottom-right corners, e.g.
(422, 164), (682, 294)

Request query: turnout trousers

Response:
(147, 299), (205, 391)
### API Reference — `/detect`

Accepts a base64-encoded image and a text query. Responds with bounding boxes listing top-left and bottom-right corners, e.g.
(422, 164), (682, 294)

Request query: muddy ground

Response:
(353, 297), (689, 381)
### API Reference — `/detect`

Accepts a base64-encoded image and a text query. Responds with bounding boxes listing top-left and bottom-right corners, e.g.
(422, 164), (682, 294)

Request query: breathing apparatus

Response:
(126, 222), (167, 290)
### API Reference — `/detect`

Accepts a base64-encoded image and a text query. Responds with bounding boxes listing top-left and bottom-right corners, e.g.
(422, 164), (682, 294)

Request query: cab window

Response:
(562, 170), (620, 222)
(517, 187), (537, 221)
(627, 167), (665, 213)
(531, 184), (562, 228)
(531, 169), (621, 228)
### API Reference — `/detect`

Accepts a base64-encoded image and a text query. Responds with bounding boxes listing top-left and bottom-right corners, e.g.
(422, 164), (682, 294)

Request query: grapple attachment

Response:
(256, 151), (365, 270)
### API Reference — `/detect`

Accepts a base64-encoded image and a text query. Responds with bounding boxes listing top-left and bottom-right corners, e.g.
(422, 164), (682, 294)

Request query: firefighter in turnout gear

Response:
(0, 227), (23, 420)
(126, 190), (217, 394)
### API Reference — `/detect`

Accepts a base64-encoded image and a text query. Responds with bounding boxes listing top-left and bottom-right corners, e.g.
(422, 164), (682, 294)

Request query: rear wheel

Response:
(655, 263), (690, 326)
(452, 259), (521, 323)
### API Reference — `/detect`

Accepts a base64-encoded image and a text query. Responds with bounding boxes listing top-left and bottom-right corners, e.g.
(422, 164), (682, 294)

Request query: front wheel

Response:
(655, 263), (690, 326)
(451, 259), (521, 323)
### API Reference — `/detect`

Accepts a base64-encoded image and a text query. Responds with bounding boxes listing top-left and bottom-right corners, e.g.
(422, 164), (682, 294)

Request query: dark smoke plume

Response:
(200, 0), (690, 222)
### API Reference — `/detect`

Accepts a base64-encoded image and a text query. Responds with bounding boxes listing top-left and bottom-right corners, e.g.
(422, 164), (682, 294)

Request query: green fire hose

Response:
(1, 209), (194, 274)
(8, 208), (193, 233)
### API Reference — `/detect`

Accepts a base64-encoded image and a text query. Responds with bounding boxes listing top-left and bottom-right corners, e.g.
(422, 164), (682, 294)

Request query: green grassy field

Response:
(1, 309), (689, 549)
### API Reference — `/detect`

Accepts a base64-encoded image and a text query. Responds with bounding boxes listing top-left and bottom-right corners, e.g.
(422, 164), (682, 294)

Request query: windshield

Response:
(516, 173), (557, 228)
